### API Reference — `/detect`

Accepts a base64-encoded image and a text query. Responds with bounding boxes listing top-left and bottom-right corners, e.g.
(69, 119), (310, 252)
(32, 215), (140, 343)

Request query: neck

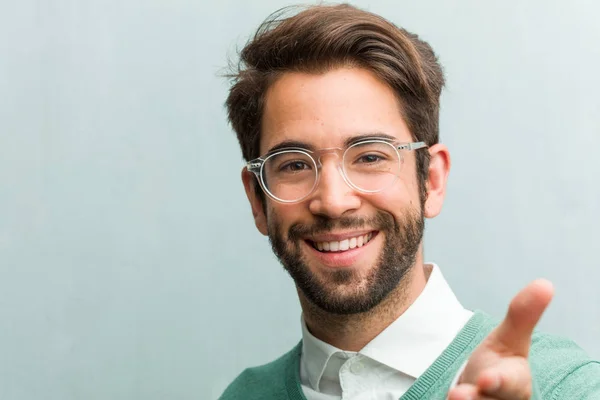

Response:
(300, 257), (429, 352)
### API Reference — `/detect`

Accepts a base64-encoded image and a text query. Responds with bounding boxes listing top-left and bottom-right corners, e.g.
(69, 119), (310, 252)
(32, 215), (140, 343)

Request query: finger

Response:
(448, 383), (478, 400)
(492, 279), (554, 356)
(477, 358), (532, 399)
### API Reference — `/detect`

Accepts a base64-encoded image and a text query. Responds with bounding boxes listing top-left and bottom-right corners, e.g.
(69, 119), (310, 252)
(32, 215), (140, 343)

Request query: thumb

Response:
(491, 279), (554, 357)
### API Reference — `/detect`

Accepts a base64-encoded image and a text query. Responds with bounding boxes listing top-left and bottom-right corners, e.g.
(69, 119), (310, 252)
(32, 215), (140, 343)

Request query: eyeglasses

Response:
(246, 138), (428, 204)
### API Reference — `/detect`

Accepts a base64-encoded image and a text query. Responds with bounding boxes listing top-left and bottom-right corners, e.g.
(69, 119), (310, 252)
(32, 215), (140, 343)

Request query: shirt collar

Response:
(300, 263), (473, 390)
(301, 318), (351, 390)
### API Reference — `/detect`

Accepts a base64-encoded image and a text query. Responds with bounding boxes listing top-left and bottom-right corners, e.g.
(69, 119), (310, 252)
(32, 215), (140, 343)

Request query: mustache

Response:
(287, 212), (396, 242)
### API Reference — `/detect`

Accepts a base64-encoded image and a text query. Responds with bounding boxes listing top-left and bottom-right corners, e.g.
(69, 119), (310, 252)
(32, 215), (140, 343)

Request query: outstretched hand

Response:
(448, 279), (554, 400)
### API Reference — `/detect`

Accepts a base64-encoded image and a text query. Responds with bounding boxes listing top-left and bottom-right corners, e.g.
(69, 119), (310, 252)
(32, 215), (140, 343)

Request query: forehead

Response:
(260, 67), (413, 154)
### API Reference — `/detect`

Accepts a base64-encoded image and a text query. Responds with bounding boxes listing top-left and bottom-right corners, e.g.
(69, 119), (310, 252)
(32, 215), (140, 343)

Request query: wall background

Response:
(0, 0), (598, 399)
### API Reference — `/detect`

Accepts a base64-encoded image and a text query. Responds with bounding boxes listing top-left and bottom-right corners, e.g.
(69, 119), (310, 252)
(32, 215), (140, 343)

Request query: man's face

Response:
(246, 67), (429, 314)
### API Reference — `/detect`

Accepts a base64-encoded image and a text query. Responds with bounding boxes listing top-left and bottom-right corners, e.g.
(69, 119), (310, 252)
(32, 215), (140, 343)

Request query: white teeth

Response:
(339, 239), (349, 251)
(314, 233), (375, 253)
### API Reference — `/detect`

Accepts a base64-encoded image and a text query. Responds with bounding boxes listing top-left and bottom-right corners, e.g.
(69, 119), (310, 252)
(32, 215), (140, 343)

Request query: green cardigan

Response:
(219, 311), (600, 399)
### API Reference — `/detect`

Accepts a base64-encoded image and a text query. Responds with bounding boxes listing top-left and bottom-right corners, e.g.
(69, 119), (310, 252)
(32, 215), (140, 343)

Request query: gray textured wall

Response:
(0, 1), (598, 399)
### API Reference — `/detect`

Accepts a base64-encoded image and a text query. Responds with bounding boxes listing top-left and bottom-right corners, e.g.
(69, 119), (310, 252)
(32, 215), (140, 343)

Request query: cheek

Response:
(364, 179), (420, 213)
(398, 173), (422, 207)
(266, 204), (306, 235)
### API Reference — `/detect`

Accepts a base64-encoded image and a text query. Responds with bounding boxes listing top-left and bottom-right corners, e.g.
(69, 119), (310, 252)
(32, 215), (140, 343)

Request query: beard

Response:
(268, 208), (424, 315)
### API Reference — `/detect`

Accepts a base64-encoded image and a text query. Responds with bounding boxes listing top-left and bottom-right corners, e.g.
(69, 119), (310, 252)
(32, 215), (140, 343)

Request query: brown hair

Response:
(225, 3), (445, 204)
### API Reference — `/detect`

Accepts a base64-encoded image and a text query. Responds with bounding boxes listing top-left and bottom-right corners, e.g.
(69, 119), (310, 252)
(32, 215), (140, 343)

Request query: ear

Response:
(424, 144), (451, 219)
(242, 168), (268, 236)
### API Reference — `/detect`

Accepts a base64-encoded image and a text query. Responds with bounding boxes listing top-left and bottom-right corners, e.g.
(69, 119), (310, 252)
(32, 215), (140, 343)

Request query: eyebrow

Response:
(344, 133), (396, 147)
(266, 140), (315, 155)
(265, 132), (397, 155)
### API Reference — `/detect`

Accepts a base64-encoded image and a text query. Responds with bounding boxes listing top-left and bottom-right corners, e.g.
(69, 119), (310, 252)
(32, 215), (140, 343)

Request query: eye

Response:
(280, 160), (312, 172)
(356, 154), (384, 164)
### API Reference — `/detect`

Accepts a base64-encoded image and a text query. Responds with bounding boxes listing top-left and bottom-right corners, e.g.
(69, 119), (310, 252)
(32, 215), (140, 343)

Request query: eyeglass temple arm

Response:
(246, 159), (263, 174)
(397, 142), (427, 151)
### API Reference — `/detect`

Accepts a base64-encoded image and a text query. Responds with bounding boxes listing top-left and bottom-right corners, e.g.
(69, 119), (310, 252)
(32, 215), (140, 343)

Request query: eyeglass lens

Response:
(261, 141), (401, 202)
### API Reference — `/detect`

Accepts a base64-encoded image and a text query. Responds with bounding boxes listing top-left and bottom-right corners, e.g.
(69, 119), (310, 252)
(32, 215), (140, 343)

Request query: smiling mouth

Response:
(307, 231), (377, 253)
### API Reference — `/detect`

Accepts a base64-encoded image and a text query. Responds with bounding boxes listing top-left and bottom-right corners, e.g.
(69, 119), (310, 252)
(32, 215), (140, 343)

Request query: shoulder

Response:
(218, 342), (302, 400)
(528, 332), (600, 398)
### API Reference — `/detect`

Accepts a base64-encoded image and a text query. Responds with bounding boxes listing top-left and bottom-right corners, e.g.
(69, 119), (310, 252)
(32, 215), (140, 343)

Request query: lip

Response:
(306, 230), (376, 242)
(303, 231), (379, 268)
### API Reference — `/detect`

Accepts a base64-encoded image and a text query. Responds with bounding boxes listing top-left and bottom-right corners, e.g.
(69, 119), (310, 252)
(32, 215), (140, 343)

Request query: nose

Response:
(308, 154), (361, 219)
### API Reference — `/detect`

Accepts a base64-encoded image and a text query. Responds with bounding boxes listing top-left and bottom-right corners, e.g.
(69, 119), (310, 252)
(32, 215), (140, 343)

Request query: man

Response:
(220, 4), (599, 399)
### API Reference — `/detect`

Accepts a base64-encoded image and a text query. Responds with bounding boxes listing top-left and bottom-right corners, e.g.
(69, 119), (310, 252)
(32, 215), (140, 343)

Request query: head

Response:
(226, 4), (450, 315)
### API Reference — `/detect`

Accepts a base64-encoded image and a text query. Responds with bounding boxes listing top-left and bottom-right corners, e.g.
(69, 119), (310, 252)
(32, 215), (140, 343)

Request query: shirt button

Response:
(350, 361), (364, 374)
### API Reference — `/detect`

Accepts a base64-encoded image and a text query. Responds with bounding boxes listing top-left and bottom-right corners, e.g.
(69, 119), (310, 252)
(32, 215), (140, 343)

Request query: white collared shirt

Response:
(300, 263), (473, 400)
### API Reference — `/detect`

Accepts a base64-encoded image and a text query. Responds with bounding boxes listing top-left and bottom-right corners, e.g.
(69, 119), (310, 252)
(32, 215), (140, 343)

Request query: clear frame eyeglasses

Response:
(246, 138), (428, 204)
